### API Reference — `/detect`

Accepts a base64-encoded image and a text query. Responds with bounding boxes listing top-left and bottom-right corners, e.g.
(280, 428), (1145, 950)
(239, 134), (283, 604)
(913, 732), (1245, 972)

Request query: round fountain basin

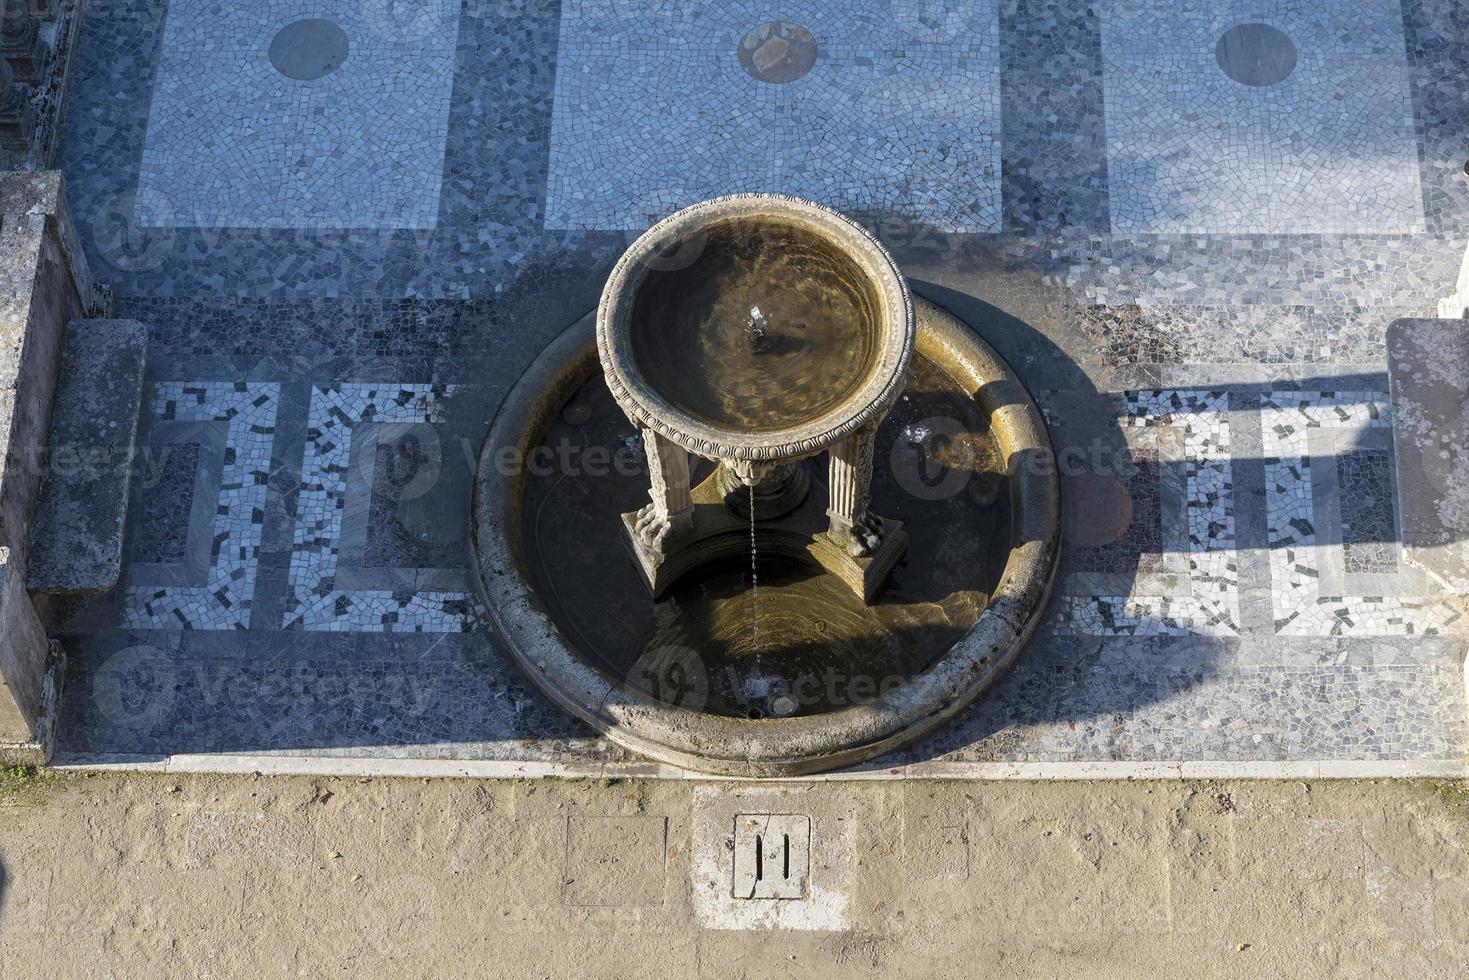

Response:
(599, 195), (913, 463)
(471, 297), (1060, 776)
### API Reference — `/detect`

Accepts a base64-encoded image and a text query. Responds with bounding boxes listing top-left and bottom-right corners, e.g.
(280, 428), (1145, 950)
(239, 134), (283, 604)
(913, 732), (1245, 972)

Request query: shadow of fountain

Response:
(53, 219), (1441, 773)
(871, 262), (1230, 766)
(44, 235), (1241, 769)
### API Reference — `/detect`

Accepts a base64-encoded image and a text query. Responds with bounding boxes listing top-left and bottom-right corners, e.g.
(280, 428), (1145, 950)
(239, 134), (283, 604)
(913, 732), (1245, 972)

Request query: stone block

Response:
(1387, 318), (1469, 594)
(0, 546), (62, 763)
(26, 318), (148, 593)
(0, 171), (103, 561)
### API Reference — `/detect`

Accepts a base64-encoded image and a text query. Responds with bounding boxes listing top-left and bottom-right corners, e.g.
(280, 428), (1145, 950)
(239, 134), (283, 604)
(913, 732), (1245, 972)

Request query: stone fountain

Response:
(471, 194), (1060, 776)
(598, 196), (913, 603)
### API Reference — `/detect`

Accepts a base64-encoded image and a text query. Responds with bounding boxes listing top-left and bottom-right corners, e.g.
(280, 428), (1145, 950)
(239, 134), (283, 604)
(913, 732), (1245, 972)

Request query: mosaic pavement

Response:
(1261, 390), (1458, 636)
(122, 382), (279, 630)
(1058, 390), (1240, 637)
(1100, 0), (1425, 235)
(46, 0), (1469, 769)
(544, 0), (1004, 232)
(284, 383), (476, 632)
(136, 0), (462, 230)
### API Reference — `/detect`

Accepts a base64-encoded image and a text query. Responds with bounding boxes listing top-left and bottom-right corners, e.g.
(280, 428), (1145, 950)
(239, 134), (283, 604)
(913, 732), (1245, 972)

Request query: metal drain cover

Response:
(732, 814), (810, 899)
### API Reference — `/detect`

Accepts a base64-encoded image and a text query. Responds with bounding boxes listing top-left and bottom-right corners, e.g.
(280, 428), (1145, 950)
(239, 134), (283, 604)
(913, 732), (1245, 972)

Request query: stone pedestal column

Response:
(826, 423), (882, 556)
(632, 428), (694, 549)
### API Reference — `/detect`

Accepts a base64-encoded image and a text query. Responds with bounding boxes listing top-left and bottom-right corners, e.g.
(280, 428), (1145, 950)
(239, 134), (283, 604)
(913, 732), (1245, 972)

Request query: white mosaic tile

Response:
(1262, 391), (1460, 636)
(1100, 0), (1425, 234)
(285, 383), (475, 632)
(545, 0), (1003, 232)
(1064, 390), (1241, 637)
(136, 0), (461, 229)
(124, 382), (280, 630)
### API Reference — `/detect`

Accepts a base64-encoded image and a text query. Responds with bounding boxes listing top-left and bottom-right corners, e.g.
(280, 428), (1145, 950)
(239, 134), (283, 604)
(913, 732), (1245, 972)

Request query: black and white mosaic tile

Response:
(284, 384), (477, 632)
(1262, 390), (1460, 635)
(123, 383), (279, 630)
(131, 442), (200, 565)
(1337, 449), (1400, 575)
(1060, 390), (1241, 637)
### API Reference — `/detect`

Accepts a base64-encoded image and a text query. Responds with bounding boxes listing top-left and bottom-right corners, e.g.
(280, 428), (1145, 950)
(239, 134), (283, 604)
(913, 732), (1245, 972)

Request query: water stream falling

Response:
(748, 482), (760, 652)
(745, 307), (764, 719)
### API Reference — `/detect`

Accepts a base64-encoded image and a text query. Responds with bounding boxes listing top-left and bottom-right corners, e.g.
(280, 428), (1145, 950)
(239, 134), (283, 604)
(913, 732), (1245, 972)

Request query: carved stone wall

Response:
(0, 0), (85, 171)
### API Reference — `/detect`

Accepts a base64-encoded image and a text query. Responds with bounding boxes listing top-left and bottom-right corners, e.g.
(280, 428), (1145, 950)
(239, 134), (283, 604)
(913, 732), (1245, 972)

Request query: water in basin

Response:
(628, 218), (882, 433)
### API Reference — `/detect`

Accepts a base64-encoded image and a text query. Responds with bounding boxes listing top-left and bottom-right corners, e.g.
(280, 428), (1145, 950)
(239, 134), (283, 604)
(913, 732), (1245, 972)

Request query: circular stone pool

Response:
(471, 296), (1059, 775)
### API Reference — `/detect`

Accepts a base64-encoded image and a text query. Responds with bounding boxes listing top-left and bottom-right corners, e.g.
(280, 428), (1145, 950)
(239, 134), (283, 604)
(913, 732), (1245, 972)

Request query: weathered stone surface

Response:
(0, 545), (63, 764)
(26, 318), (147, 594)
(0, 0), (87, 170)
(1388, 318), (1469, 593)
(0, 171), (102, 562)
(0, 171), (96, 763)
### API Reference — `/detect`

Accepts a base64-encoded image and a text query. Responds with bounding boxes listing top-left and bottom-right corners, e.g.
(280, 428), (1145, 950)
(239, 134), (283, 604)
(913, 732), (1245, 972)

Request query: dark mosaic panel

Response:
(998, 0), (1110, 234)
(878, 634), (1469, 764)
(1073, 305), (1430, 367)
(1063, 235), (1460, 311)
(363, 442), (460, 570)
(1065, 452), (1164, 574)
(1338, 449), (1399, 574)
(114, 290), (608, 386)
(1403, 0), (1469, 239)
(131, 442), (199, 564)
(57, 631), (597, 757)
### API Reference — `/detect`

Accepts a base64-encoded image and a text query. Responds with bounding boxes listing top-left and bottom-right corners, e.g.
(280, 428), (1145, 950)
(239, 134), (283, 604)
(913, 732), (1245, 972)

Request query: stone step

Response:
(1387, 317), (1469, 594)
(25, 319), (148, 594)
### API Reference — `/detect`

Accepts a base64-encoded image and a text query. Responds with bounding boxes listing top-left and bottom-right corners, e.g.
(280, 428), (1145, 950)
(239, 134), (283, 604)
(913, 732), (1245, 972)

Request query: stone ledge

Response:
(0, 170), (106, 564)
(0, 640), (64, 766)
(26, 318), (148, 594)
(0, 547), (62, 763)
(1387, 317), (1469, 594)
(44, 754), (1469, 782)
(0, 170), (107, 314)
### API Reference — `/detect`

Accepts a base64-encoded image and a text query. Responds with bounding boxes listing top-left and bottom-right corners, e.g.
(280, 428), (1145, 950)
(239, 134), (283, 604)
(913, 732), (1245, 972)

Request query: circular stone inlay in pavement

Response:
(738, 21), (818, 84)
(1215, 23), (1297, 87)
(269, 19), (350, 81)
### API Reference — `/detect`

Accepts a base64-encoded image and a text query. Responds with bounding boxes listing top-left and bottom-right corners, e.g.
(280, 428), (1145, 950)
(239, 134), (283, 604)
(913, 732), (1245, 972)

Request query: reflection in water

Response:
(629, 219), (881, 432)
(520, 355), (1010, 719)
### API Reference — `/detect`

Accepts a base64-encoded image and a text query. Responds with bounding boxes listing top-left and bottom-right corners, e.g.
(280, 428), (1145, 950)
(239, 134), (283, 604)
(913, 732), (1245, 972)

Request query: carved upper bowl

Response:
(598, 195), (914, 462)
